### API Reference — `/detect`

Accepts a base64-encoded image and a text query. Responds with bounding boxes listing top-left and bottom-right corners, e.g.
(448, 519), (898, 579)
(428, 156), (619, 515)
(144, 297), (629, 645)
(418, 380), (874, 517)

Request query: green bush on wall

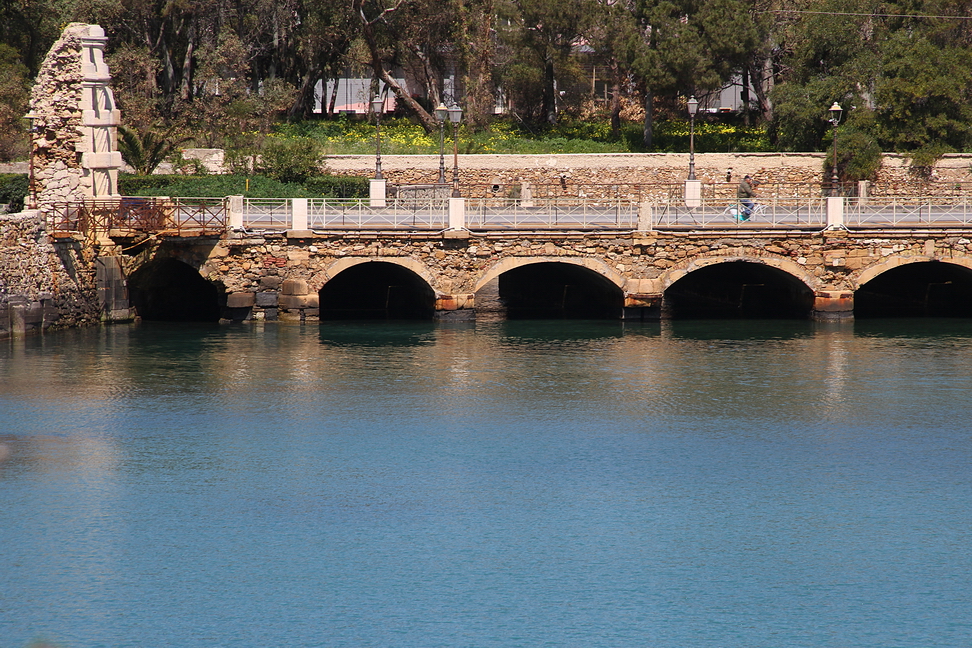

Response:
(118, 173), (369, 199)
(0, 174), (28, 212)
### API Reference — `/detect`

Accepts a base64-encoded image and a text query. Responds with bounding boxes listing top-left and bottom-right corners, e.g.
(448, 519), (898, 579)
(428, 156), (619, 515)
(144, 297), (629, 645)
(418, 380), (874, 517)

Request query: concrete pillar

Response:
(448, 197), (465, 230)
(370, 178), (387, 207)
(638, 202), (654, 231)
(684, 179), (701, 208)
(812, 290), (854, 321)
(292, 198), (308, 230)
(826, 196), (845, 229)
(857, 180), (870, 205)
(228, 195), (243, 229)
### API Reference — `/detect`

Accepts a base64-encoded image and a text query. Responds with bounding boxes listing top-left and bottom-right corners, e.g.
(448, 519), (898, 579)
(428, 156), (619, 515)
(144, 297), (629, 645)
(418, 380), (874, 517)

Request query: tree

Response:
(627, 0), (760, 147)
(117, 124), (193, 175)
(0, 44), (30, 161)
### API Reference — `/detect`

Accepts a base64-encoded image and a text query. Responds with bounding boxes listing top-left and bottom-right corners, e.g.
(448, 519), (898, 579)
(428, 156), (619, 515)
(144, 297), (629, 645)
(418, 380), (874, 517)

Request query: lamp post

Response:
(371, 95), (384, 180)
(687, 95), (699, 180)
(448, 104), (463, 197)
(434, 103), (448, 185)
(829, 101), (842, 195)
(24, 111), (38, 209)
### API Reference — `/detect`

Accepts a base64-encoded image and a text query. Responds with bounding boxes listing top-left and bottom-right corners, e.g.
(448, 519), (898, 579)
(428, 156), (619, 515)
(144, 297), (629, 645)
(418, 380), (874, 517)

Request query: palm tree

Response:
(116, 125), (193, 176)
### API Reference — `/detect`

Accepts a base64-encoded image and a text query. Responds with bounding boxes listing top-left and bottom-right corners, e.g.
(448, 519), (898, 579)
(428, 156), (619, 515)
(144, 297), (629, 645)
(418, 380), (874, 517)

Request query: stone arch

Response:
(853, 256), (972, 318)
(474, 256), (626, 319)
(852, 255), (972, 288)
(473, 256), (627, 293)
(127, 257), (223, 322)
(316, 258), (437, 320)
(659, 251), (819, 293)
(660, 252), (817, 319)
(312, 257), (441, 295)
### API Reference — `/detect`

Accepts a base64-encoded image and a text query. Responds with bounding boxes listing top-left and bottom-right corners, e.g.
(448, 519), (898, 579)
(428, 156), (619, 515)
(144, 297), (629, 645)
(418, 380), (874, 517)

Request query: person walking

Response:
(737, 175), (758, 221)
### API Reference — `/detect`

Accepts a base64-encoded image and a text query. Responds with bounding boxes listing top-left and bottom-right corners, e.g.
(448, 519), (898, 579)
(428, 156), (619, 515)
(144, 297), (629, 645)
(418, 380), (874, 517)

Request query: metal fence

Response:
(308, 198), (449, 229)
(651, 196), (828, 229)
(466, 197), (640, 229)
(48, 197), (227, 238)
(845, 197), (972, 227)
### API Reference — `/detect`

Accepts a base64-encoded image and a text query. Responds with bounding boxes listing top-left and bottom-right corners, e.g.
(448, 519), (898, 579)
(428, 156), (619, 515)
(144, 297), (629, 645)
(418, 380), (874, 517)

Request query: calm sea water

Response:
(2, 319), (971, 648)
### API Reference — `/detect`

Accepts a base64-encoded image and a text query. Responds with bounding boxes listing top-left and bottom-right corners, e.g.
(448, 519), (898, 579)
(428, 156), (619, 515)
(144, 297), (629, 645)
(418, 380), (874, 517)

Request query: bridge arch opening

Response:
(127, 258), (222, 322)
(664, 261), (814, 319)
(856, 261), (972, 318)
(490, 262), (625, 319)
(318, 261), (435, 320)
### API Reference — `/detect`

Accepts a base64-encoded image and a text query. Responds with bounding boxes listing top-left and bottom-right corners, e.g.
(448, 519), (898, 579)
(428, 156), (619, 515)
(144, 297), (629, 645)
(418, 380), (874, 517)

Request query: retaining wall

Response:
(0, 211), (99, 337)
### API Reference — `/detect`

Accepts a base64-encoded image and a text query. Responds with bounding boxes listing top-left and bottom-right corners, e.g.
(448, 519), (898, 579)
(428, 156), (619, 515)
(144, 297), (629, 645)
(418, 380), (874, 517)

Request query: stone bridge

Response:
(116, 226), (972, 323)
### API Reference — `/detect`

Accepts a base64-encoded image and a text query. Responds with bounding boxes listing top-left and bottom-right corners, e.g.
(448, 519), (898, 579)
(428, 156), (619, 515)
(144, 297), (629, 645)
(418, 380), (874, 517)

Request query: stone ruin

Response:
(28, 23), (122, 208)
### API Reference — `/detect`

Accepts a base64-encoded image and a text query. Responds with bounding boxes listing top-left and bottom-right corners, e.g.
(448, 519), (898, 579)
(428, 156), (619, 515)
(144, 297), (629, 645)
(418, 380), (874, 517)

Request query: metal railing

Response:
(651, 196), (827, 229)
(308, 197), (449, 229)
(48, 197), (227, 238)
(466, 197), (640, 229)
(845, 197), (972, 227)
(240, 198), (292, 230)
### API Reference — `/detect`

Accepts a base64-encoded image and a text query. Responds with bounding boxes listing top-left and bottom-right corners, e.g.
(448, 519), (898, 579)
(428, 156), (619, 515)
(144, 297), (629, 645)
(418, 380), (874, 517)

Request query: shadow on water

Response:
(318, 320), (439, 348)
(664, 318), (821, 341)
(852, 317), (972, 340)
(477, 319), (660, 345)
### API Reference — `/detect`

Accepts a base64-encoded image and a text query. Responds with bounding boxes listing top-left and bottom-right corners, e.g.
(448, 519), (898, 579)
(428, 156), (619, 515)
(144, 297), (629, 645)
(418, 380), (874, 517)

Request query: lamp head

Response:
(829, 101), (842, 124)
(687, 95), (699, 117)
(435, 104), (448, 122)
(371, 97), (383, 115)
(448, 104), (462, 124)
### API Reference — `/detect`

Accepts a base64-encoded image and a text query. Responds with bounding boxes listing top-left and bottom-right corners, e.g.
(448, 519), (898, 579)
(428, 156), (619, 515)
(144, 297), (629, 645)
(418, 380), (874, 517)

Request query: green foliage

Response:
(906, 143), (955, 179)
(118, 173), (368, 199)
(117, 125), (193, 176)
(0, 43), (30, 161)
(823, 124), (883, 182)
(0, 173), (28, 212)
(875, 32), (972, 154)
(279, 117), (772, 155)
(255, 137), (326, 184)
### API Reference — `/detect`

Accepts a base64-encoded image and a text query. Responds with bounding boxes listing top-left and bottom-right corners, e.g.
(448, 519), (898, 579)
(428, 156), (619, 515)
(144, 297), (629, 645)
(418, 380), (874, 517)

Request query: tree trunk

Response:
(542, 52), (557, 125)
(462, 0), (495, 130)
(609, 57), (621, 136)
(355, 0), (437, 132)
(642, 89), (653, 149)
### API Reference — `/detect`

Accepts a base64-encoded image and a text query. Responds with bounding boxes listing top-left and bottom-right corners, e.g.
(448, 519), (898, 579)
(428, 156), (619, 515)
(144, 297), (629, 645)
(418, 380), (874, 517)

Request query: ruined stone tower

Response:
(28, 23), (122, 208)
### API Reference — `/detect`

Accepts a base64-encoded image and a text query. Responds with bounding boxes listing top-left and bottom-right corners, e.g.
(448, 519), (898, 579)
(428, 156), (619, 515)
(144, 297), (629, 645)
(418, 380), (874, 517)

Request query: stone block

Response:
(255, 292), (278, 307)
(279, 294), (319, 309)
(226, 292), (255, 308)
(278, 310), (302, 322)
(260, 276), (283, 289)
(281, 279), (310, 295)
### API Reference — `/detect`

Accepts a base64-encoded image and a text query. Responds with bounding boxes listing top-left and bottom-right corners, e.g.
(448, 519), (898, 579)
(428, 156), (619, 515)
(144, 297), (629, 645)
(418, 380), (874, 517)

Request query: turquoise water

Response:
(2, 320), (971, 648)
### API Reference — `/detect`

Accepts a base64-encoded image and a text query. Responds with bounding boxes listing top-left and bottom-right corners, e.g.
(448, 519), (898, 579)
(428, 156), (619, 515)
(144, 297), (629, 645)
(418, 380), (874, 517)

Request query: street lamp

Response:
(371, 95), (384, 180)
(829, 101), (843, 194)
(687, 95), (699, 180)
(24, 111), (38, 209)
(448, 103), (463, 197)
(434, 103), (448, 185)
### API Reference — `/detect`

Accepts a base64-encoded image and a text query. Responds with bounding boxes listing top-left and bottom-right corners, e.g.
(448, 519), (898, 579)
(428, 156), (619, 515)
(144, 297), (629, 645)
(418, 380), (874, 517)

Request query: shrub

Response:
(255, 137), (325, 184)
(0, 173), (28, 212)
(118, 173), (368, 199)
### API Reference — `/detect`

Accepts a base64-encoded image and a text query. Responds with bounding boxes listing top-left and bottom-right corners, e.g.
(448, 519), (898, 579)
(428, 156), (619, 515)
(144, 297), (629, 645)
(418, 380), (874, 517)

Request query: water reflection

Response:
(3, 319), (972, 648)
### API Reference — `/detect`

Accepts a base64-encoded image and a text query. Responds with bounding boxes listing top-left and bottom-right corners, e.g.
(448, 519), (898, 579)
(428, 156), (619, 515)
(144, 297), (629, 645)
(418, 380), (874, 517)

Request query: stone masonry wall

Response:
(324, 152), (972, 201)
(0, 211), (99, 337)
(149, 228), (972, 323)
